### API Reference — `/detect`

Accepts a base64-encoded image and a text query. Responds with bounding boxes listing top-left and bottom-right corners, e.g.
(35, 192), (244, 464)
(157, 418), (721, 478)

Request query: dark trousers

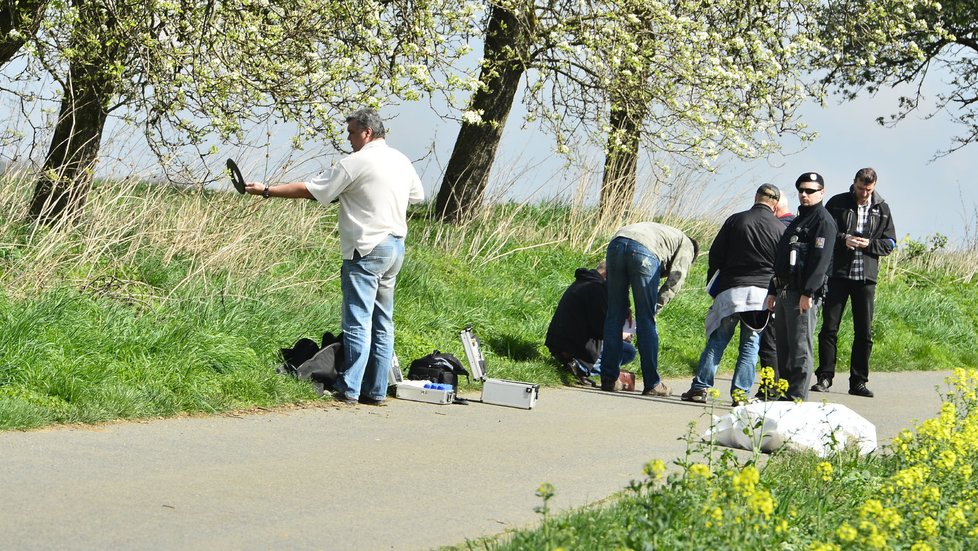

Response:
(758, 320), (778, 372)
(775, 289), (818, 401)
(817, 278), (876, 387)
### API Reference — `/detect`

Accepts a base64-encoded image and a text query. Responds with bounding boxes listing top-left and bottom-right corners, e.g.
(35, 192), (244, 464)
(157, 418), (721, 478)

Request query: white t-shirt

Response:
(306, 139), (425, 259)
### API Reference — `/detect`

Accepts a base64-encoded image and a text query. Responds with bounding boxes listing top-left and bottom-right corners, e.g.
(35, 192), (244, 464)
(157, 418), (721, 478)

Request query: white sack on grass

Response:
(705, 402), (877, 457)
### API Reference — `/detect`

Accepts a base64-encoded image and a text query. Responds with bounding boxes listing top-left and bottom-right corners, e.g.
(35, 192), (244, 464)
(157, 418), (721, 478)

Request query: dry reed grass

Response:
(415, 159), (735, 262)
(5, 155), (978, 301)
(0, 168), (340, 301)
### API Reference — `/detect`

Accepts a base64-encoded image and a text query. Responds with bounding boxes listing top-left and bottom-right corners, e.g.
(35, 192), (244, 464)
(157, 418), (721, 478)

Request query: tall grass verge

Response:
(1, 164), (977, 430)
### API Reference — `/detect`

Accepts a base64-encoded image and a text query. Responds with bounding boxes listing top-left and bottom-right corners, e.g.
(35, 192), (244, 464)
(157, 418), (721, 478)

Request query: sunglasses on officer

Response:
(797, 187), (822, 195)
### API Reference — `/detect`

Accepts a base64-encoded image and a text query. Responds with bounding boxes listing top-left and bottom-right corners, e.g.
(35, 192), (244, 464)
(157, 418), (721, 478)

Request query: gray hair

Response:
(346, 108), (386, 138)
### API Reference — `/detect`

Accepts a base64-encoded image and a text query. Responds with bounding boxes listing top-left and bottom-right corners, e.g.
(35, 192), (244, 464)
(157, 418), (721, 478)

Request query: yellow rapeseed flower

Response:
(689, 463), (711, 479)
(835, 523), (857, 542)
(920, 516), (938, 537)
(860, 499), (884, 518)
(816, 461), (833, 482)
(910, 543), (933, 551)
(937, 449), (957, 470)
(644, 459), (667, 480)
(921, 484), (941, 503)
(749, 490), (775, 518)
(733, 466), (760, 495)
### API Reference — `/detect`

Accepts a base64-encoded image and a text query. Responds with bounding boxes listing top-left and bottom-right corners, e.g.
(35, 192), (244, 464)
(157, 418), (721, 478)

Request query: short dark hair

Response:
(346, 108), (386, 138)
(756, 183), (780, 202)
(854, 167), (877, 185)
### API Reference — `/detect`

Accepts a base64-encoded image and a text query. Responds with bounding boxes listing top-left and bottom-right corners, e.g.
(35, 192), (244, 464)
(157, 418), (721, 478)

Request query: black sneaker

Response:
(848, 384), (874, 398)
(680, 388), (707, 403)
(358, 396), (388, 406)
(810, 378), (832, 392)
(331, 391), (358, 405)
(600, 378), (623, 392)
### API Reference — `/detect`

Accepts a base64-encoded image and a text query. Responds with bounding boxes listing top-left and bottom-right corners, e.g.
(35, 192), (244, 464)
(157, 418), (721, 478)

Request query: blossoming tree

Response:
(435, 0), (826, 222)
(0, 0), (479, 222)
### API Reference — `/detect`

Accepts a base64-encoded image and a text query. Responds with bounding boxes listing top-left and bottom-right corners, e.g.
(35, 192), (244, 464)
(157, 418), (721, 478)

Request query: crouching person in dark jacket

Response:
(546, 261), (636, 385)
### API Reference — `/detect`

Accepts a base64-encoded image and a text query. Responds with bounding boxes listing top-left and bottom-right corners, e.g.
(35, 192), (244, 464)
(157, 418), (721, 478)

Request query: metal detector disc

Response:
(226, 158), (246, 195)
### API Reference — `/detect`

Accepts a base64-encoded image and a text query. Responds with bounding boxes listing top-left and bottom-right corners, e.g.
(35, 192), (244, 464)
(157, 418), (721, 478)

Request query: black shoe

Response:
(358, 396), (388, 406)
(810, 378), (832, 392)
(600, 378), (623, 392)
(755, 389), (779, 401)
(331, 391), (358, 405)
(563, 360), (596, 387)
(849, 384), (874, 398)
(680, 388), (707, 403)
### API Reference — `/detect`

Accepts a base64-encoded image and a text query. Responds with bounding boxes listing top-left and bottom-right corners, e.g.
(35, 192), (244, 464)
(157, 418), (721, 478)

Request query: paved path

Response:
(0, 371), (952, 550)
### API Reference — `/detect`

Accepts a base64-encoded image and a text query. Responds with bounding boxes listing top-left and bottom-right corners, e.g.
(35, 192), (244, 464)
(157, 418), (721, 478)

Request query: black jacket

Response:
(545, 268), (606, 357)
(771, 201), (838, 297)
(824, 188), (896, 282)
(708, 203), (785, 294)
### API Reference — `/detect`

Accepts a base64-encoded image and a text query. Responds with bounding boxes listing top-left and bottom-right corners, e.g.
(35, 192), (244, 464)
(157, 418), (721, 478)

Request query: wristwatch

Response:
(262, 184), (270, 199)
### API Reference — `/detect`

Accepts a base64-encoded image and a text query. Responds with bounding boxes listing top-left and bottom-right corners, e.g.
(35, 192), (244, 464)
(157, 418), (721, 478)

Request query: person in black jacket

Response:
(756, 192), (797, 396)
(545, 262), (636, 385)
(681, 184), (785, 406)
(812, 168), (897, 398)
(766, 172), (838, 401)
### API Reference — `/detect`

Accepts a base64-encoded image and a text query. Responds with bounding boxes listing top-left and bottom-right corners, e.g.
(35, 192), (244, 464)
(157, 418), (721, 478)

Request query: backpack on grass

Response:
(407, 350), (469, 392)
(278, 331), (345, 396)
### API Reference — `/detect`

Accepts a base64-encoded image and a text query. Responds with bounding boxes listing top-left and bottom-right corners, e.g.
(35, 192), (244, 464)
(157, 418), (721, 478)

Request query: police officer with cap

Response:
(765, 172), (838, 401)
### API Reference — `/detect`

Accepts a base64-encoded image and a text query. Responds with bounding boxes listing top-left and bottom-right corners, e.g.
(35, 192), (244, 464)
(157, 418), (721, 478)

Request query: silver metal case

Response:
(395, 381), (454, 405)
(481, 378), (539, 409)
(460, 325), (539, 409)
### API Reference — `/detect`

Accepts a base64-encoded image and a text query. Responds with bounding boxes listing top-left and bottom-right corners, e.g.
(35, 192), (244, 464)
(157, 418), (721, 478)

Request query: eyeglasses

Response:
(798, 187), (822, 195)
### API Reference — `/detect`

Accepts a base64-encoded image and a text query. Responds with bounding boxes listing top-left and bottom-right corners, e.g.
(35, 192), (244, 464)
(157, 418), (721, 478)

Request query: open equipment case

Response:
(460, 325), (539, 409)
(390, 353), (457, 405)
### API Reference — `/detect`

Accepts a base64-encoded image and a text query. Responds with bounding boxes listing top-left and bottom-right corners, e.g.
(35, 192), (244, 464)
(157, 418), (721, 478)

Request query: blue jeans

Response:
(591, 340), (637, 375)
(690, 313), (761, 396)
(599, 237), (662, 390)
(334, 235), (405, 402)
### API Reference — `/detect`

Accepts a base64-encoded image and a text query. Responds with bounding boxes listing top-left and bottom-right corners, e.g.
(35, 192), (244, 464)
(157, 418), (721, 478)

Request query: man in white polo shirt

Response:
(245, 108), (425, 405)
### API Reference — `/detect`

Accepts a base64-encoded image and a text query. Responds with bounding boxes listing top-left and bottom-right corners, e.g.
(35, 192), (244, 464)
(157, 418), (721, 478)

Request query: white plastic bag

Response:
(705, 401), (877, 457)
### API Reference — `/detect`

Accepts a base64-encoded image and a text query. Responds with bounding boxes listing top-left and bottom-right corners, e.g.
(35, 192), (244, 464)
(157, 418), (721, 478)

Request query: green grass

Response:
(1, 182), (977, 430)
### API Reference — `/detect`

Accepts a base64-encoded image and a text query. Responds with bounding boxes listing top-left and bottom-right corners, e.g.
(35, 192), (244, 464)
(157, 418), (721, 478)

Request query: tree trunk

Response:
(435, 2), (534, 223)
(28, 87), (110, 222)
(29, 0), (119, 223)
(600, 97), (645, 220)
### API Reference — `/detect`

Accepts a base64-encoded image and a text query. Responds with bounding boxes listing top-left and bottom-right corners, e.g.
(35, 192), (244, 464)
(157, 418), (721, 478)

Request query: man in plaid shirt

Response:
(812, 168), (897, 398)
